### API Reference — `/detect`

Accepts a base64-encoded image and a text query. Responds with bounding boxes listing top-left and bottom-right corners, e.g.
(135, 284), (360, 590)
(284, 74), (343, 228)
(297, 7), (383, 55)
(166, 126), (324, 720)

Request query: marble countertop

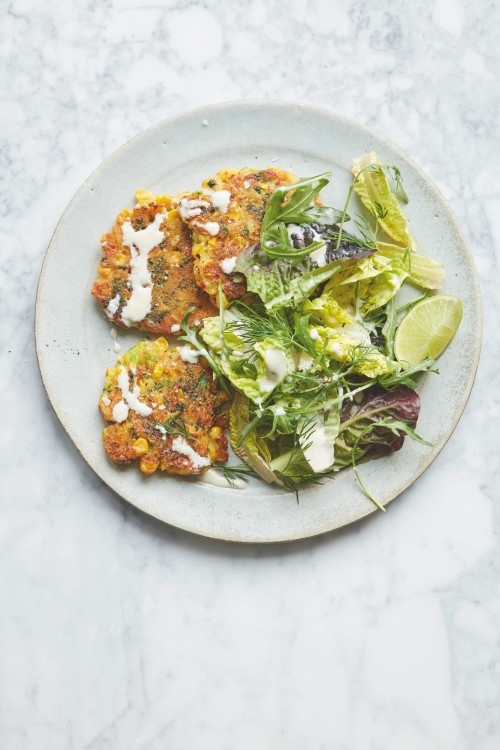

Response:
(2, 0), (499, 747)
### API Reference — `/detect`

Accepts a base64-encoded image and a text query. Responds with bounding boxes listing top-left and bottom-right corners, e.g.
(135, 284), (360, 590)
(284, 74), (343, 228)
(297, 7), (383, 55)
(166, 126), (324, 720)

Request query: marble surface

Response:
(1, 0), (499, 747)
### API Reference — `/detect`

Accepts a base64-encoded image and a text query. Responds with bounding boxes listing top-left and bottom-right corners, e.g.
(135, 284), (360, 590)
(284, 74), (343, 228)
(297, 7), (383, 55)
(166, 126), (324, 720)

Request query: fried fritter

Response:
(92, 191), (217, 333)
(178, 168), (297, 303)
(99, 337), (229, 475)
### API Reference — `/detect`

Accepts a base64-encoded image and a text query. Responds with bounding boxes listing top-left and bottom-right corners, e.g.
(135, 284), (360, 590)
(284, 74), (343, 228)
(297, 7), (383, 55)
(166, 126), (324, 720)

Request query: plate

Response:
(35, 101), (482, 543)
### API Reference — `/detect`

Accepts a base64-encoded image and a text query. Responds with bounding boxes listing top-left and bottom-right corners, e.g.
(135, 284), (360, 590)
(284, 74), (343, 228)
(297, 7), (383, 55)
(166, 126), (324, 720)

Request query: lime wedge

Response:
(394, 294), (463, 366)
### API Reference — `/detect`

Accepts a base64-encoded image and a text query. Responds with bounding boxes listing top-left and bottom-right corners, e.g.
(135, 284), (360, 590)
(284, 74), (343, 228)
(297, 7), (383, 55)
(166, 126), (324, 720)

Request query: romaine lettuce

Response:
(377, 242), (444, 290)
(324, 254), (408, 315)
(352, 151), (415, 248)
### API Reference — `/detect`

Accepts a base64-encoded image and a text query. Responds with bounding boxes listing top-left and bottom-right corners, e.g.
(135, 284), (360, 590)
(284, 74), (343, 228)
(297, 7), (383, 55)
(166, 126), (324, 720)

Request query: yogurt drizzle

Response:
(178, 199), (210, 220)
(170, 437), (210, 470)
(199, 468), (246, 489)
(112, 367), (152, 423)
(210, 190), (231, 213)
(120, 213), (167, 326)
(258, 348), (288, 393)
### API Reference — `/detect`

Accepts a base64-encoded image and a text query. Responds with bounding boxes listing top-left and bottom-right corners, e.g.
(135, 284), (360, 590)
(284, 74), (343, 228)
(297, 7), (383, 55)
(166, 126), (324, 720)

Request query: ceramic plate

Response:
(35, 101), (482, 543)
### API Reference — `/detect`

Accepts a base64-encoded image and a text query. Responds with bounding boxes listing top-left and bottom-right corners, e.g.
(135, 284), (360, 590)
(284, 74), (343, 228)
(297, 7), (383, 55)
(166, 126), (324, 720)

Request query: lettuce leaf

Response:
(229, 392), (283, 486)
(352, 152), (415, 248)
(377, 241), (444, 290)
(323, 254), (408, 316)
(200, 317), (292, 403)
(333, 385), (424, 469)
(235, 244), (346, 311)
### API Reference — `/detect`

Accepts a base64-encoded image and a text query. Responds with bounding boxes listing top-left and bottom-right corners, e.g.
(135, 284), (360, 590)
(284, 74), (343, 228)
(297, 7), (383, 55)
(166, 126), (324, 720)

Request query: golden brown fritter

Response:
(178, 168), (297, 303)
(92, 191), (217, 333)
(99, 338), (229, 475)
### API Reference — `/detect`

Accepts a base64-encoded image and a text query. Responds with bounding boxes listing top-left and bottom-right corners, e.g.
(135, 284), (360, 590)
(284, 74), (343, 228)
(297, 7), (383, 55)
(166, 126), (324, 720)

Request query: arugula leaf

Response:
(260, 173), (348, 266)
(379, 358), (438, 388)
(261, 173), (330, 234)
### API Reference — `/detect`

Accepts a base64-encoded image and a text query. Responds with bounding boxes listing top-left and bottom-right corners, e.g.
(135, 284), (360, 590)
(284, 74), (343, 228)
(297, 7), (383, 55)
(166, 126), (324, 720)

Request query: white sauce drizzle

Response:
(170, 324), (180, 333)
(110, 327), (121, 354)
(102, 396), (111, 406)
(112, 400), (129, 423)
(199, 468), (246, 489)
(106, 294), (120, 319)
(298, 352), (314, 371)
(194, 221), (220, 236)
(243, 181), (251, 189)
(259, 348), (288, 392)
(302, 417), (335, 472)
(112, 367), (153, 423)
(220, 256), (237, 274)
(310, 328), (319, 340)
(120, 213), (167, 326)
(329, 342), (345, 358)
(286, 224), (305, 242)
(274, 406), (286, 417)
(178, 199), (210, 220)
(177, 345), (205, 364)
(210, 189), (231, 213)
(309, 244), (328, 267)
(171, 437), (210, 470)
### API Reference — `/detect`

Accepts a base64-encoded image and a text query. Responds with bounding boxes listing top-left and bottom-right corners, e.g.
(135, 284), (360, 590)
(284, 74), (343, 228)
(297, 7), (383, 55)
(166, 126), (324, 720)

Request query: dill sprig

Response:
(213, 464), (257, 487)
(155, 417), (191, 441)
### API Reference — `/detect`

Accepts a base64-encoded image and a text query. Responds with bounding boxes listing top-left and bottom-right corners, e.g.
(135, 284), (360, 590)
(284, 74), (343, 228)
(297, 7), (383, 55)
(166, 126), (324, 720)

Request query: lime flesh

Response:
(394, 294), (463, 366)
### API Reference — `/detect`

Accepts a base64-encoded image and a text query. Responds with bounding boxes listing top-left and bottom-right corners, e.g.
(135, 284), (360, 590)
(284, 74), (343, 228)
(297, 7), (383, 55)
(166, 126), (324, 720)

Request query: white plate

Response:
(35, 101), (482, 543)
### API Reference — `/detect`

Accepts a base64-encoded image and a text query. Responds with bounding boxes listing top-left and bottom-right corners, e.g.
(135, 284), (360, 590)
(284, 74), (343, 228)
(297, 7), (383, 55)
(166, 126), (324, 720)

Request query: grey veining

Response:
(2, 0), (500, 748)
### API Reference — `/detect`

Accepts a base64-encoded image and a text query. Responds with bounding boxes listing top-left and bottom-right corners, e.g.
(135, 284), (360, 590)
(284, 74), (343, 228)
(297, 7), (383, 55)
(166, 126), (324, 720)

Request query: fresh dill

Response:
(155, 417), (191, 441)
(213, 464), (257, 487)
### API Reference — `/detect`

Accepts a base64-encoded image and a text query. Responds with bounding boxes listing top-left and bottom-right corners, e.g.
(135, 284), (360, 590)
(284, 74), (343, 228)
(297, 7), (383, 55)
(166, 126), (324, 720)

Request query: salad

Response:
(176, 153), (462, 505)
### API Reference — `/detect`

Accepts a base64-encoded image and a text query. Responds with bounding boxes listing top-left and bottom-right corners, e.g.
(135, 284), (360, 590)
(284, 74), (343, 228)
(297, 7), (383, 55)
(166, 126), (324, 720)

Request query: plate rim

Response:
(35, 99), (483, 543)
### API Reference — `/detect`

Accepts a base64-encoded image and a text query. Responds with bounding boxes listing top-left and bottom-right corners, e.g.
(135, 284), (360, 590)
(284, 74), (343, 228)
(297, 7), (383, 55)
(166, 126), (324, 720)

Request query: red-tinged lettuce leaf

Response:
(333, 385), (422, 469)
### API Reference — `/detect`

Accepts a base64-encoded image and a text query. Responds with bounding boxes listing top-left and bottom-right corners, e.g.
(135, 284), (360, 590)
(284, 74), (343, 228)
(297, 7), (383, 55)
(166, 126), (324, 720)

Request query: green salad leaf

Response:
(377, 241), (444, 290)
(259, 173), (346, 266)
(352, 152), (414, 248)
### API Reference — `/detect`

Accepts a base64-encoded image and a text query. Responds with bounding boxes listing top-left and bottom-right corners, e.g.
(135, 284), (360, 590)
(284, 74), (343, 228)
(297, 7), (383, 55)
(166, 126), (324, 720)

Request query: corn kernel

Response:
(98, 263), (111, 278)
(135, 189), (154, 205)
(168, 251), (182, 267)
(132, 438), (149, 457)
(210, 426), (222, 439)
(155, 337), (168, 350)
(152, 364), (164, 380)
(155, 194), (171, 207)
(140, 456), (159, 474)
